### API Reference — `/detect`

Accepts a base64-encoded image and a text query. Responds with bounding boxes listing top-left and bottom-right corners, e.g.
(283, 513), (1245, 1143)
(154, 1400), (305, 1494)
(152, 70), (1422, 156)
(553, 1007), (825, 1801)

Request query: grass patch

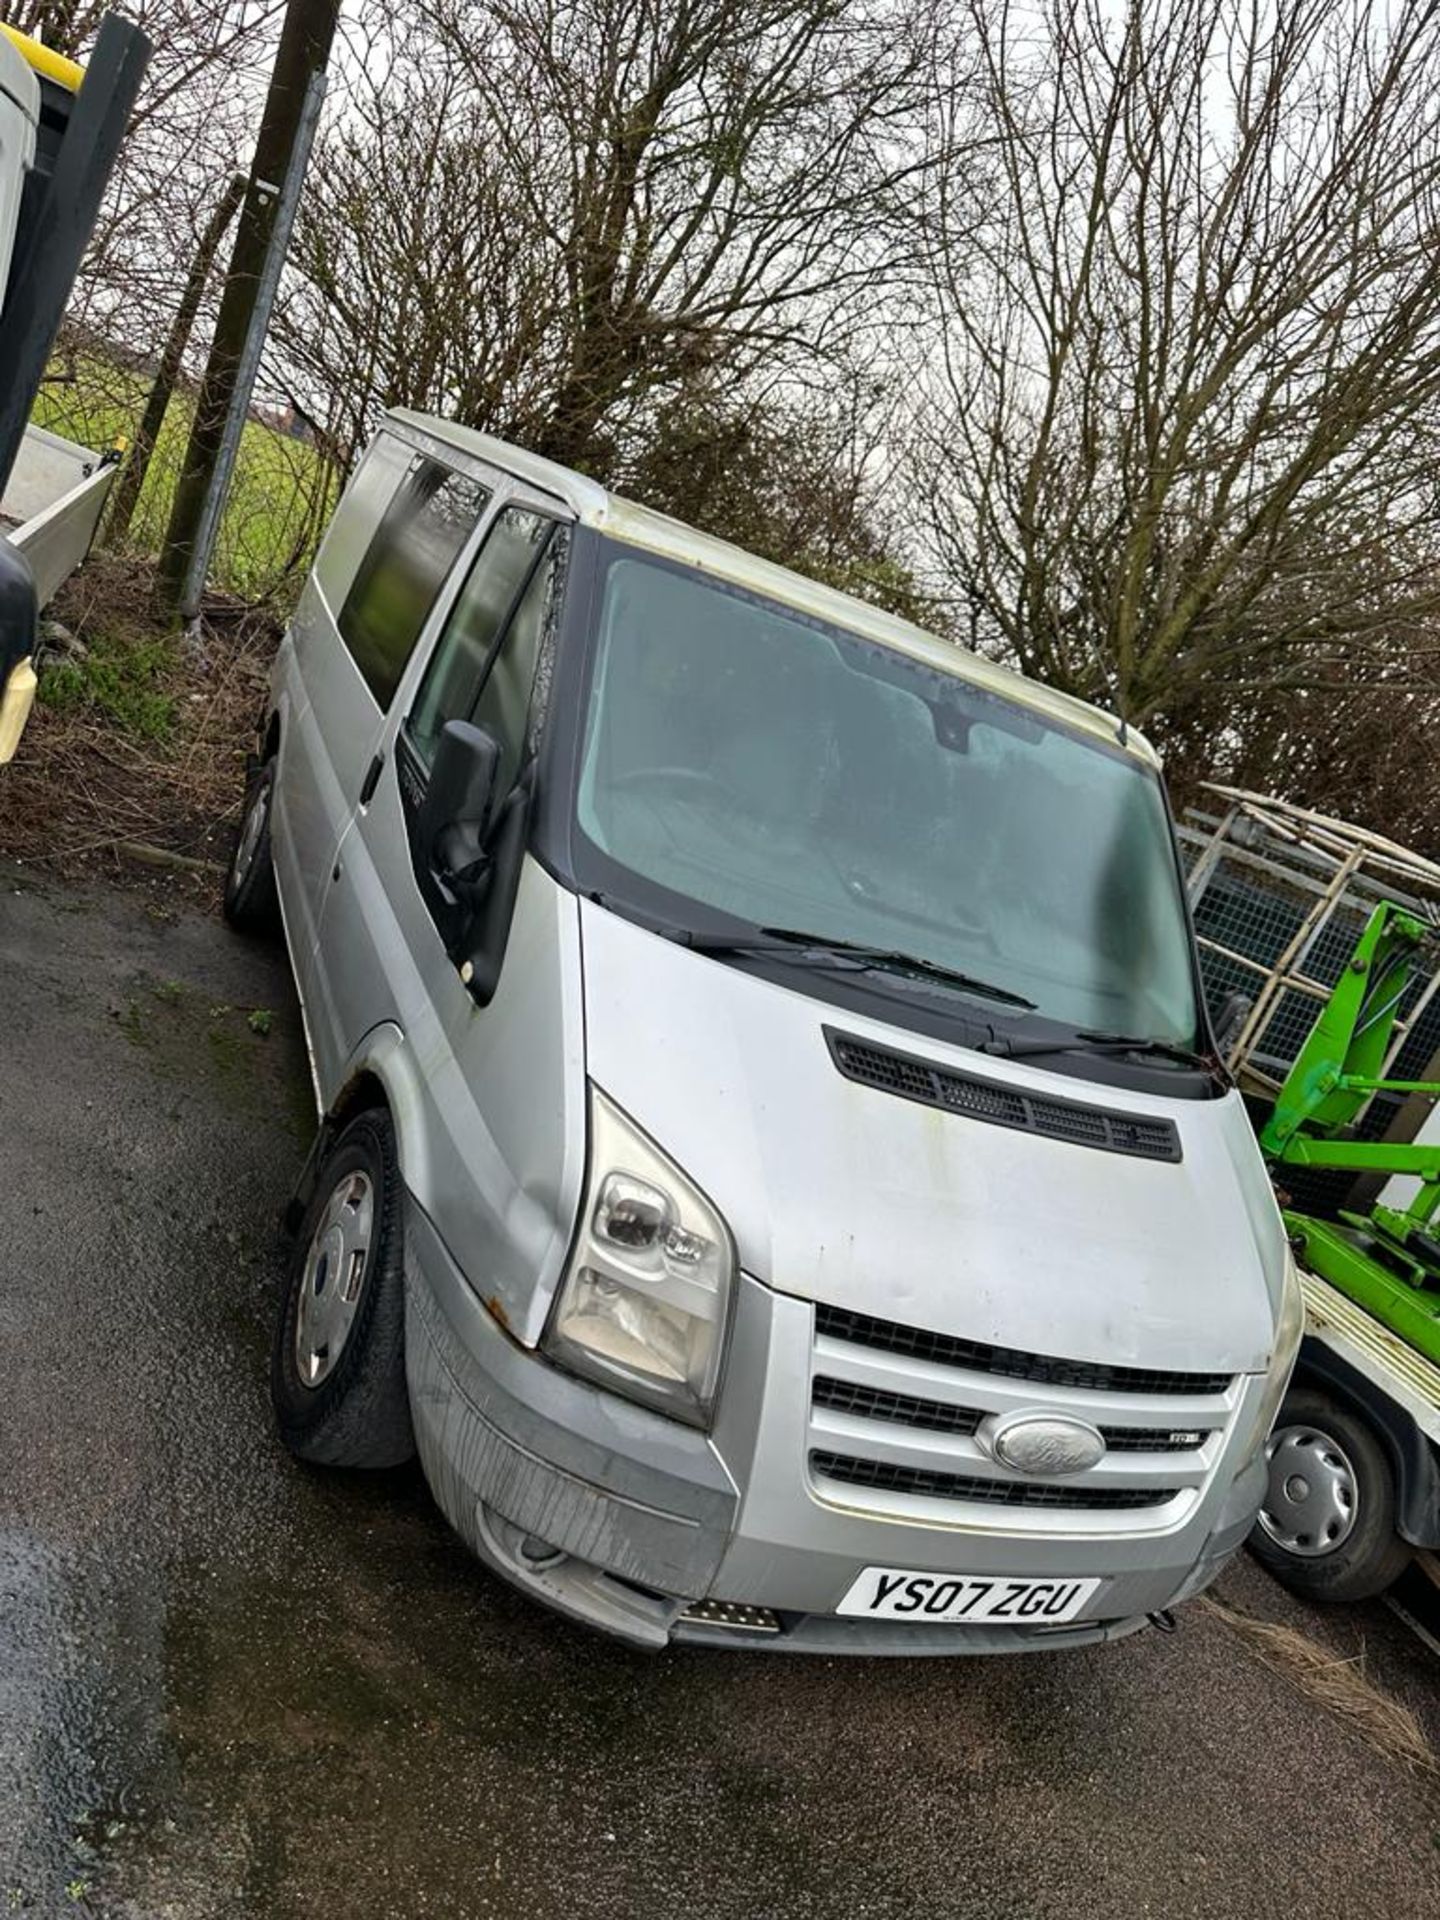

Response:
(0, 553), (280, 890)
(1203, 1596), (1435, 1774)
(39, 626), (179, 743)
(32, 350), (336, 601)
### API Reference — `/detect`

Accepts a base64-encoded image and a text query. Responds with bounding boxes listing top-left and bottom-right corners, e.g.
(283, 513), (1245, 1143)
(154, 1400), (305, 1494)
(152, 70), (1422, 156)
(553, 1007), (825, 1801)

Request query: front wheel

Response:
(271, 1108), (415, 1468)
(1249, 1387), (1410, 1602)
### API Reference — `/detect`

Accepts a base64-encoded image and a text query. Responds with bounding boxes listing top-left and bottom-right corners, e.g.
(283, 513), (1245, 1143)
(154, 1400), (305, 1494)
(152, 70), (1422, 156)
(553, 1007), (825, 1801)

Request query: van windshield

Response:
(574, 548), (1200, 1047)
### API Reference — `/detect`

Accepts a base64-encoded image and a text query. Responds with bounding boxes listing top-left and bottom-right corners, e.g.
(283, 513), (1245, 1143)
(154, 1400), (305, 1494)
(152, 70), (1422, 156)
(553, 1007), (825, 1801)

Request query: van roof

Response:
(386, 408), (1158, 766)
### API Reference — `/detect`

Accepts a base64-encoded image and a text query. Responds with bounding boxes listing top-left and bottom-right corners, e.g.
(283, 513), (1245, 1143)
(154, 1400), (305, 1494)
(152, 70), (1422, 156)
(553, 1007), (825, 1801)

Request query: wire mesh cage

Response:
(1181, 789), (1440, 1208)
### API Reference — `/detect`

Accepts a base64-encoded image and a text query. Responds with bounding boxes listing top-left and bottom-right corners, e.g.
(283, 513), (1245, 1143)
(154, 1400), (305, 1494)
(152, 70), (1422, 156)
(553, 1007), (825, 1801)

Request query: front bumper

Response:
(404, 1198), (1266, 1653)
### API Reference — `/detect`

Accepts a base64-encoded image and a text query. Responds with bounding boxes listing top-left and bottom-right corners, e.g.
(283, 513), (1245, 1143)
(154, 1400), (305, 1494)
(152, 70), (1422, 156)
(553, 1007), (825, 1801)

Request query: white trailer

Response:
(0, 423), (118, 761)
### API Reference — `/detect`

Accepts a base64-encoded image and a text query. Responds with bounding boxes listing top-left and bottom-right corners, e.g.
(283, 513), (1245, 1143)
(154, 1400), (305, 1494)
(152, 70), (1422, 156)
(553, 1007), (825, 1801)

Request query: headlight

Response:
(1244, 1250), (1306, 1455)
(544, 1087), (735, 1426)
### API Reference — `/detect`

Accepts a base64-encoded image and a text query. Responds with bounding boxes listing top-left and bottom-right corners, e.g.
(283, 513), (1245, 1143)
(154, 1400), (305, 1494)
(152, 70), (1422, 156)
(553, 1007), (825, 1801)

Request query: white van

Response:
(227, 409), (1302, 1652)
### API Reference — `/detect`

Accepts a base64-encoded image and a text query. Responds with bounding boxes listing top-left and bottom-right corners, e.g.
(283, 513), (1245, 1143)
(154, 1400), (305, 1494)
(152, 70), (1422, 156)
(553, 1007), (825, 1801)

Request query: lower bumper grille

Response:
(811, 1450), (1178, 1511)
(677, 1598), (782, 1634)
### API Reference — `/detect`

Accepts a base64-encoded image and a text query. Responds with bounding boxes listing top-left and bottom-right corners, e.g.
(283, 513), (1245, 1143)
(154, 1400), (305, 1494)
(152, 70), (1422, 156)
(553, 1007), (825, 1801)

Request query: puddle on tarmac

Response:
(1, 1465), (835, 1920)
(0, 1527), (178, 1913)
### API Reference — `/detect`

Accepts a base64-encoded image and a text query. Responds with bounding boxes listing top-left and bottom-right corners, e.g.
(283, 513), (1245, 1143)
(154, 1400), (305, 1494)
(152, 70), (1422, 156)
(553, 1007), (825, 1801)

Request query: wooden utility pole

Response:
(156, 0), (339, 608)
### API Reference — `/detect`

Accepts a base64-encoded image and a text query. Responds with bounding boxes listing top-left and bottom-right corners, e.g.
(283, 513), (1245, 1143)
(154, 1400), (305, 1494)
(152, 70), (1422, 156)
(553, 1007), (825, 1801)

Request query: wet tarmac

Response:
(3, 862), (1439, 1919)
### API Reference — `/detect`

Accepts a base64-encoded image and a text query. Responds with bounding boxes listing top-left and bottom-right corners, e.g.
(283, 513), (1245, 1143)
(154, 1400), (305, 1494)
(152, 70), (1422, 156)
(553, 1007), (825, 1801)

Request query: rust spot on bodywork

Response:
(485, 1294), (511, 1333)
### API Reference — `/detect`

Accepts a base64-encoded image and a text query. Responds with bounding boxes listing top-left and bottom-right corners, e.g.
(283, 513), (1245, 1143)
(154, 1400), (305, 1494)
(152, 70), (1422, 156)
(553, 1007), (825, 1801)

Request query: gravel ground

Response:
(2, 861), (1439, 1920)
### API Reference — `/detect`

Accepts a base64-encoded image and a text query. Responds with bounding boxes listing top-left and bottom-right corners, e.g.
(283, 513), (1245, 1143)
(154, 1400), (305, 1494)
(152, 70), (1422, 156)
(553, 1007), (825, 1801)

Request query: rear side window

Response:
(336, 454), (489, 709)
(312, 431), (412, 612)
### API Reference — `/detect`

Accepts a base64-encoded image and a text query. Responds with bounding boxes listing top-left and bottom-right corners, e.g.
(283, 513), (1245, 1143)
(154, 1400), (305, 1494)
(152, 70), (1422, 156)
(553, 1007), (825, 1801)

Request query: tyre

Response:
(223, 755), (280, 933)
(1249, 1387), (1410, 1602)
(271, 1108), (415, 1468)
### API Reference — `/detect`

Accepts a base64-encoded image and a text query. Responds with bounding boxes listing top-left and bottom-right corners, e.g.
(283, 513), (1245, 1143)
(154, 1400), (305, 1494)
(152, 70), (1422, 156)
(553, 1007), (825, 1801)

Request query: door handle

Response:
(358, 752), (384, 806)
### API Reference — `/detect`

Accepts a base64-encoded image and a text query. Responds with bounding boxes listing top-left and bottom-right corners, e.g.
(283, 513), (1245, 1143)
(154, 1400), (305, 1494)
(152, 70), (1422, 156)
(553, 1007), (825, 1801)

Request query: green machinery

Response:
(1260, 900), (1440, 1367)
(1183, 788), (1440, 1601)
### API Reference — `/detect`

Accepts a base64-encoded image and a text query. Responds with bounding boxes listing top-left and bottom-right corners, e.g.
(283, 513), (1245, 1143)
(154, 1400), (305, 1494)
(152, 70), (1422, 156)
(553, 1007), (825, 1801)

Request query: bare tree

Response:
(106, 170), (245, 542)
(278, 0), (946, 478)
(274, 38), (539, 469)
(921, 0), (1440, 734)
(613, 361), (937, 617)
(7, 0), (288, 359)
(1163, 667), (1440, 852)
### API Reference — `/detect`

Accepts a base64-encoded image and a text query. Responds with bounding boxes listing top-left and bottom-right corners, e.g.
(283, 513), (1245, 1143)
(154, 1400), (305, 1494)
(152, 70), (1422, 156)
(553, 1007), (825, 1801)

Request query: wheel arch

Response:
(1292, 1336), (1440, 1548)
(287, 1024), (431, 1237)
(258, 662), (301, 767)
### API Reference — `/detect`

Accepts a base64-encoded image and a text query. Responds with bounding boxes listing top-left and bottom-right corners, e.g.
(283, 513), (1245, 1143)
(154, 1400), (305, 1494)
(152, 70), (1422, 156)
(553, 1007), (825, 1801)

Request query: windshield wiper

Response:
(990, 1028), (1215, 1070)
(685, 924), (1038, 1010)
(583, 893), (1036, 1010)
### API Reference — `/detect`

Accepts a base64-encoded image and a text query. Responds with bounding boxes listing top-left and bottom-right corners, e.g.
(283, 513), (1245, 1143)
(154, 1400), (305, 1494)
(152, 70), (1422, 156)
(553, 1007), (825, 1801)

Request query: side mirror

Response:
(1215, 988), (1254, 1056)
(418, 719), (501, 895)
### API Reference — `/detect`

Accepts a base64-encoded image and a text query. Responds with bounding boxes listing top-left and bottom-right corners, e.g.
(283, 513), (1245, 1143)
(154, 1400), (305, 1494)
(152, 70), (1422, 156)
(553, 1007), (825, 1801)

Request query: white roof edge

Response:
(386, 410), (611, 518)
(386, 409), (1158, 767)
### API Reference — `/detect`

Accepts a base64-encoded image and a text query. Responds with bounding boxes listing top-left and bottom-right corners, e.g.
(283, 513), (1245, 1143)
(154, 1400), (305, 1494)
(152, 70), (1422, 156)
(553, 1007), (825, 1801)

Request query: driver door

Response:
(310, 492), (574, 1295)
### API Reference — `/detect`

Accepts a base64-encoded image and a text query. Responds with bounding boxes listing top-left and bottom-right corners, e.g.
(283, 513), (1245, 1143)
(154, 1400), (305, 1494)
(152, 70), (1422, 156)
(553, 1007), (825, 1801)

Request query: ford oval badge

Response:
(991, 1414), (1106, 1477)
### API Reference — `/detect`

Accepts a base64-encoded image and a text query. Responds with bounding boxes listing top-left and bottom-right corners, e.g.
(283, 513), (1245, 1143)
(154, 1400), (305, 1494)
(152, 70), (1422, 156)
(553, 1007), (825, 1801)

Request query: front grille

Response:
(812, 1374), (983, 1435)
(826, 1030), (1182, 1163)
(811, 1451), (1177, 1510)
(812, 1376), (1213, 1453)
(815, 1303), (1234, 1397)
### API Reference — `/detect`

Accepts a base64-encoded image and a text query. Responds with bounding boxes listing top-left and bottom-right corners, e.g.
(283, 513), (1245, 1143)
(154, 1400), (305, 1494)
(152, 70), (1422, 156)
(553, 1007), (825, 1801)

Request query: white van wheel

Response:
(1259, 1423), (1358, 1557)
(224, 756), (280, 933)
(293, 1169), (375, 1387)
(272, 1109), (414, 1468)
(1249, 1387), (1410, 1602)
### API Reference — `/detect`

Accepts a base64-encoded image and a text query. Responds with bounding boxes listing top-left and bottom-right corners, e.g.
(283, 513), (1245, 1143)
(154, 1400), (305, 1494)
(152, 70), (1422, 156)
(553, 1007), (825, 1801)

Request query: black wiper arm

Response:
(585, 894), (1036, 1010)
(993, 1028), (1214, 1069)
(687, 924), (1037, 1009)
(1087, 1030), (1214, 1067)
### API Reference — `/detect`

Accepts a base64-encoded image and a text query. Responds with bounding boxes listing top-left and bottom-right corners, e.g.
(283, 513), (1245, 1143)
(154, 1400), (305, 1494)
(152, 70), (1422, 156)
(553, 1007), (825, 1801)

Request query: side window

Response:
(312, 431), (413, 612)
(408, 506), (554, 775)
(336, 455), (490, 709)
(472, 531), (563, 794)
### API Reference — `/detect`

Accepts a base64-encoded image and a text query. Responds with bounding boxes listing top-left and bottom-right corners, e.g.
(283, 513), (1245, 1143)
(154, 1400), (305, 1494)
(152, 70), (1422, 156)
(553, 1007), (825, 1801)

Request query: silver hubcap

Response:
(233, 778), (269, 886)
(1258, 1424), (1358, 1557)
(294, 1171), (374, 1387)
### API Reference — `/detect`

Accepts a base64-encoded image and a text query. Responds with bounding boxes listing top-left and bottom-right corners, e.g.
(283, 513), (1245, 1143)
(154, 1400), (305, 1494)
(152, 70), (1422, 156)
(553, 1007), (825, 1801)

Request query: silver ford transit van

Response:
(227, 409), (1302, 1653)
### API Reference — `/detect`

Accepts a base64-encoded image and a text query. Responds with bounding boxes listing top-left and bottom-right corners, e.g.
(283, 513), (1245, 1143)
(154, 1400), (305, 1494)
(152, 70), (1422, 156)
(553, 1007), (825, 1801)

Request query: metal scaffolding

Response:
(1181, 789), (1440, 1134)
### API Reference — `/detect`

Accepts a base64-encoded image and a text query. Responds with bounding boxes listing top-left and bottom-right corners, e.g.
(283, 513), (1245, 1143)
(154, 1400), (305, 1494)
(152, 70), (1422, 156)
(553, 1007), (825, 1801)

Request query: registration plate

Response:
(837, 1567), (1102, 1625)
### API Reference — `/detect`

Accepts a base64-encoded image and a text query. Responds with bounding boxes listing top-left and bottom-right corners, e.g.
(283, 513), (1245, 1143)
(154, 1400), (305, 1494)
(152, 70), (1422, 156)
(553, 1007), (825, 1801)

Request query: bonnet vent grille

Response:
(825, 1030), (1181, 1163)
